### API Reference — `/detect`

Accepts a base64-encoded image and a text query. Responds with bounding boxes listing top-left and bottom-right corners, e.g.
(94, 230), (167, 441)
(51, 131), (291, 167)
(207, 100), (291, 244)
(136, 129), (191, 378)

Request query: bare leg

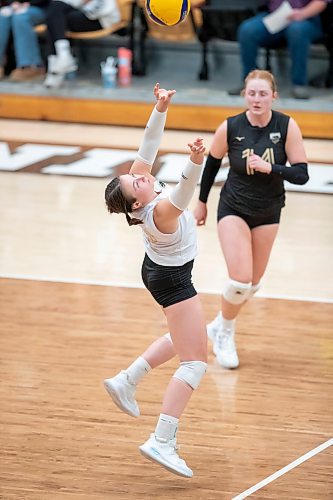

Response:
(218, 217), (279, 316)
(139, 295), (207, 478)
(103, 331), (177, 417)
(251, 223), (279, 284)
(218, 215), (253, 320)
(210, 216), (252, 368)
(161, 295), (207, 418)
(209, 217), (280, 369)
(142, 335), (176, 369)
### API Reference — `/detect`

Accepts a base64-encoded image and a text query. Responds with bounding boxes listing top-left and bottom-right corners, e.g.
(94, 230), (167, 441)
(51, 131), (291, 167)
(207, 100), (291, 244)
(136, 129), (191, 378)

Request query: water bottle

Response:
(117, 47), (132, 87)
(101, 56), (117, 89)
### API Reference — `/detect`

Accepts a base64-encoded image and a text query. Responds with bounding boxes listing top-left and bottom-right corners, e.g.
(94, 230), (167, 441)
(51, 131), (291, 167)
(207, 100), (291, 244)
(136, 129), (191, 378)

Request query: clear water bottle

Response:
(101, 56), (117, 89)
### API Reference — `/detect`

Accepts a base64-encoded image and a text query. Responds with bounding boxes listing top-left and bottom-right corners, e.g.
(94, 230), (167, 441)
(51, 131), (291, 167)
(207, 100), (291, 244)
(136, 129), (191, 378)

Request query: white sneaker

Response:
(54, 53), (78, 74)
(139, 433), (193, 478)
(44, 55), (64, 88)
(214, 329), (239, 369)
(103, 371), (140, 417)
(44, 54), (77, 88)
(207, 312), (222, 343)
(44, 71), (65, 89)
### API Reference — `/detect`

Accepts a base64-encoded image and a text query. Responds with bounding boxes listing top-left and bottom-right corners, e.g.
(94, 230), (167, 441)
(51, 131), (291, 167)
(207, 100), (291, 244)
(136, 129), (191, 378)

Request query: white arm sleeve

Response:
(136, 107), (167, 165)
(169, 159), (203, 211)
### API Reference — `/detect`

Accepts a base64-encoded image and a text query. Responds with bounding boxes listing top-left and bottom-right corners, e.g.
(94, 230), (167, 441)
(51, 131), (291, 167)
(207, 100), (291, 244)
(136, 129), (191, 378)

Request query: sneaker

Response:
(44, 55), (64, 88)
(44, 70), (65, 89)
(44, 54), (77, 89)
(139, 433), (193, 478)
(53, 53), (78, 74)
(214, 329), (239, 369)
(103, 371), (140, 417)
(207, 312), (222, 343)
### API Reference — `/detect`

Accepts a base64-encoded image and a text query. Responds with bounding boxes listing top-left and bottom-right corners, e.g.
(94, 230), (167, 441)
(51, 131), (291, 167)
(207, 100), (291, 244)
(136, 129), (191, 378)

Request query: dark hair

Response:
(104, 177), (143, 226)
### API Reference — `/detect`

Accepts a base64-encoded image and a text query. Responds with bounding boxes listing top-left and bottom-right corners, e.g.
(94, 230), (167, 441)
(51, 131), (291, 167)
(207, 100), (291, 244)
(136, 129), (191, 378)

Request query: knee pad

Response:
(173, 360), (207, 390)
(223, 279), (252, 305)
(164, 332), (173, 343)
(248, 282), (261, 299)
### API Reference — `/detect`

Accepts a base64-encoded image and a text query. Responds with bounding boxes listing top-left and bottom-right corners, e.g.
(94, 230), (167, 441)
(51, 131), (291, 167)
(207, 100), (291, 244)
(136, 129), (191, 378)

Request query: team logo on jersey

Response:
(235, 136), (245, 142)
(270, 132), (281, 144)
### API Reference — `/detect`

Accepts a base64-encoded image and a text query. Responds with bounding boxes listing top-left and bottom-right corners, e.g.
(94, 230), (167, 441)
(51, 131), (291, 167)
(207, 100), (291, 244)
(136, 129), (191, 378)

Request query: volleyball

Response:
(145, 0), (190, 27)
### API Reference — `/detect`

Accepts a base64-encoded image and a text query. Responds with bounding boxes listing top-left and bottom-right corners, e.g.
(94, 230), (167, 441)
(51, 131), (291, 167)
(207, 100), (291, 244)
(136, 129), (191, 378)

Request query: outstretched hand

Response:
(154, 83), (176, 112)
(188, 137), (206, 165)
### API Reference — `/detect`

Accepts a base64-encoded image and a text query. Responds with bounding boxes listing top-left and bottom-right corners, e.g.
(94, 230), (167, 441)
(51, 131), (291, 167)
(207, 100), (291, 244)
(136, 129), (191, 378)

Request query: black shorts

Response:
(141, 254), (197, 308)
(217, 198), (281, 229)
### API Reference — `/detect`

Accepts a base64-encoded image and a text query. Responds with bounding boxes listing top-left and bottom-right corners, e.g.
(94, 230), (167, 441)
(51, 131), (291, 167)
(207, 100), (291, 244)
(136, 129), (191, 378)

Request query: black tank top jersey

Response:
(222, 110), (290, 216)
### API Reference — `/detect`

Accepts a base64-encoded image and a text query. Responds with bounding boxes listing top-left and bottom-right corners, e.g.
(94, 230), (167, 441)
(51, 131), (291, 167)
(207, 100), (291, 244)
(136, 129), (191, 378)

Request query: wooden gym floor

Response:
(0, 119), (332, 499)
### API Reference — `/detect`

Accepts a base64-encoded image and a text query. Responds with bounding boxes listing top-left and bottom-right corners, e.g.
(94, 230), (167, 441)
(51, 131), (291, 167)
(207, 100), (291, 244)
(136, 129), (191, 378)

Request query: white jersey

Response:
(134, 181), (197, 266)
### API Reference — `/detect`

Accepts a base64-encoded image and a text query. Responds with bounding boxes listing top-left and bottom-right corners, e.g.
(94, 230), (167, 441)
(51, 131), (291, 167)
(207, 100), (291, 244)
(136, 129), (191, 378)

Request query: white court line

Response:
(232, 438), (333, 500)
(1, 273), (333, 304)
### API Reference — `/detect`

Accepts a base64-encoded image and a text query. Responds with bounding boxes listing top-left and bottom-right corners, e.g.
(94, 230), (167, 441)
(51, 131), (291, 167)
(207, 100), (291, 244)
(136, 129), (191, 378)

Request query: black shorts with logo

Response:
(217, 198), (281, 229)
(141, 254), (197, 308)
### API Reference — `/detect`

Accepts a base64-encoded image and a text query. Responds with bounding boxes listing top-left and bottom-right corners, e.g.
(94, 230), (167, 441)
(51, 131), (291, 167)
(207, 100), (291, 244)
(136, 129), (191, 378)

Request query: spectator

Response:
(0, 0), (49, 81)
(44, 0), (120, 88)
(229, 0), (329, 99)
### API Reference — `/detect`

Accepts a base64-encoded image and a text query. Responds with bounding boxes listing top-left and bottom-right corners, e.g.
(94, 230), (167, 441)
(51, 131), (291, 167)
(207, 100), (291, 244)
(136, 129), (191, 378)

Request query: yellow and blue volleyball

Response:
(145, 0), (190, 27)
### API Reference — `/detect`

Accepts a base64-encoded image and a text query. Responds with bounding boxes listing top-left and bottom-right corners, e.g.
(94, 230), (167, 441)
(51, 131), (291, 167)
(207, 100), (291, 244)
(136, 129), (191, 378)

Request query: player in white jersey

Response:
(104, 83), (207, 478)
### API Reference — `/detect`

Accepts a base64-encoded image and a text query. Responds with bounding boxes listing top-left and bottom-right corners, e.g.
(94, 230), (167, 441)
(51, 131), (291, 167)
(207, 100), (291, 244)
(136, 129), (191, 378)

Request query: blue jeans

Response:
(0, 7), (46, 67)
(238, 12), (323, 86)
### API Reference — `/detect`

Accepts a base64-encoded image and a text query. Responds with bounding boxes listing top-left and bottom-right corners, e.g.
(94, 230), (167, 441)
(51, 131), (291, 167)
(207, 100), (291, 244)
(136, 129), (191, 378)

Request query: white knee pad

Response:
(164, 332), (173, 343)
(248, 282), (261, 299)
(223, 279), (252, 305)
(173, 360), (207, 390)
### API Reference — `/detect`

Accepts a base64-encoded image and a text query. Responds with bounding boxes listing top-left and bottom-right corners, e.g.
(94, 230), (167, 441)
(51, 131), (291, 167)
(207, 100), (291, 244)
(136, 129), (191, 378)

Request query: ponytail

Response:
(105, 177), (143, 226)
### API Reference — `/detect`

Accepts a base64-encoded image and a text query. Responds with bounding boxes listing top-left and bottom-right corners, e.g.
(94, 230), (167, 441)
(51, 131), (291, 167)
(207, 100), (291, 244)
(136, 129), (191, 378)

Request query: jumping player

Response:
(104, 83), (207, 478)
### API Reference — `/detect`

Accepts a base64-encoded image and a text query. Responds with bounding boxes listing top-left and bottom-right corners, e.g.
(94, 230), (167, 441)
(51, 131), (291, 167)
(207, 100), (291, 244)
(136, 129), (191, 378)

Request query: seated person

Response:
(0, 0), (49, 81)
(230, 0), (329, 99)
(44, 0), (120, 88)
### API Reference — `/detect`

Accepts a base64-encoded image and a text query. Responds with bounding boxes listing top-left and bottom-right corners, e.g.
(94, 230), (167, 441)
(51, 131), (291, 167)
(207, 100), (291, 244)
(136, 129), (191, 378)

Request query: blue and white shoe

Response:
(139, 433), (193, 478)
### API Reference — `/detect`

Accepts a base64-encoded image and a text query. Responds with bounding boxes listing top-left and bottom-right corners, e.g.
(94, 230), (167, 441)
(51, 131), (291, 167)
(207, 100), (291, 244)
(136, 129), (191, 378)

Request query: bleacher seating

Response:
(33, 0), (332, 87)
(196, 0), (332, 87)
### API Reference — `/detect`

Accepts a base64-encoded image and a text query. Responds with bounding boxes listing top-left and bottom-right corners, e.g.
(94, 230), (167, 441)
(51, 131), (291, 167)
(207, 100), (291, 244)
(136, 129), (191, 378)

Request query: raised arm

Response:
(130, 83), (176, 176)
(153, 137), (206, 234)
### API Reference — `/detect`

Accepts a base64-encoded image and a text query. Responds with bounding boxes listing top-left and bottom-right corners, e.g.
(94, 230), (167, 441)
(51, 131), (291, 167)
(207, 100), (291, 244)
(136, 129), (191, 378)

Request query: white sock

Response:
(221, 315), (235, 333)
(55, 39), (71, 58)
(155, 413), (179, 441)
(215, 311), (222, 324)
(125, 356), (151, 385)
(164, 332), (173, 343)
